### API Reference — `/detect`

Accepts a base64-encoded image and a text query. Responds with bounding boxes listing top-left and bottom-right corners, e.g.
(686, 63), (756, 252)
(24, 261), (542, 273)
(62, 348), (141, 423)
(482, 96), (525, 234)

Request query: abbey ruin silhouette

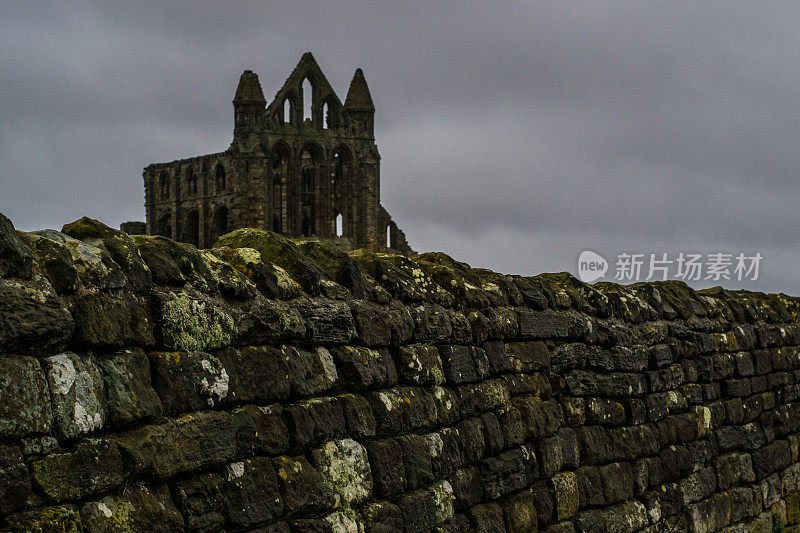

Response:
(140, 53), (412, 253)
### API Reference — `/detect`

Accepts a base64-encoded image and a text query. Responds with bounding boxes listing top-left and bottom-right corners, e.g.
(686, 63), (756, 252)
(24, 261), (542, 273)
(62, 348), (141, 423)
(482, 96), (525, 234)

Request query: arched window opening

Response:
(283, 98), (291, 123)
(300, 149), (315, 236)
(333, 153), (343, 186)
(159, 171), (170, 200)
(386, 225), (391, 249)
(270, 150), (286, 232)
(184, 210), (200, 248)
(155, 214), (172, 238)
(214, 163), (226, 193)
(187, 168), (198, 196)
(332, 149), (352, 240)
(323, 102), (330, 129)
(335, 212), (343, 237)
(210, 206), (229, 244)
(302, 78), (312, 122)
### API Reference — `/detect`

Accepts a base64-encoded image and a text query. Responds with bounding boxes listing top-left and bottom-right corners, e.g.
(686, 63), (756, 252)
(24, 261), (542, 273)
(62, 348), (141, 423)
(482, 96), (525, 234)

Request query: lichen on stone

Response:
(311, 438), (372, 506)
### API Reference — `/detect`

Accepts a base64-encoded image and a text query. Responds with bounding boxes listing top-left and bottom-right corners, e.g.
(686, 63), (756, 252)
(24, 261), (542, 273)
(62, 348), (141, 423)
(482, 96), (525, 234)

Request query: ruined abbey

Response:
(141, 53), (412, 253)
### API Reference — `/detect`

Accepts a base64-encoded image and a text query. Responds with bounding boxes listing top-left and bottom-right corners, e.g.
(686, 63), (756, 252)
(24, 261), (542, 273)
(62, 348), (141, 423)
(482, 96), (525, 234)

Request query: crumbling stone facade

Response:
(2, 210), (800, 531)
(142, 53), (412, 253)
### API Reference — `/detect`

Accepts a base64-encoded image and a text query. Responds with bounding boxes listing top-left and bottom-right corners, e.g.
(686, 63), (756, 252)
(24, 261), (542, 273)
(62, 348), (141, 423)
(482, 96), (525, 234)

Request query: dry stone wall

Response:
(1, 210), (799, 532)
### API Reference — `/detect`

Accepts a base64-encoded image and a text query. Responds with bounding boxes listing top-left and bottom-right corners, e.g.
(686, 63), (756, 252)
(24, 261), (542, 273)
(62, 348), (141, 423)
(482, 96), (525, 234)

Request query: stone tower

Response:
(141, 53), (412, 253)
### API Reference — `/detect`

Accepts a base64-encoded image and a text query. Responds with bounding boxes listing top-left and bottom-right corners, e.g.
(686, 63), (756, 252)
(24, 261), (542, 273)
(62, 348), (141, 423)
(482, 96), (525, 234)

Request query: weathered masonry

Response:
(141, 53), (412, 254)
(2, 210), (800, 532)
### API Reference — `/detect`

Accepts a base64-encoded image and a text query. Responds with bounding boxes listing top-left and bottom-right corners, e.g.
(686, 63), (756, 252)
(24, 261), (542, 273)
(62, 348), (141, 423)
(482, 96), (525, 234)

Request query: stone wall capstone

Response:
(1, 211), (799, 532)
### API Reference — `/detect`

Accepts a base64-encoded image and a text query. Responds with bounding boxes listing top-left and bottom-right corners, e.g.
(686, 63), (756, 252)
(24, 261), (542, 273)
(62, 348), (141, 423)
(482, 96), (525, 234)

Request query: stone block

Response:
(173, 457), (283, 530)
(5, 505), (83, 532)
(283, 396), (346, 449)
(365, 439), (407, 499)
(311, 438), (373, 506)
(95, 348), (162, 427)
(338, 393), (376, 438)
(42, 352), (105, 440)
(397, 343), (445, 386)
(229, 404), (290, 457)
(469, 502), (505, 533)
(499, 490), (538, 533)
(438, 345), (490, 384)
(410, 303), (453, 343)
(350, 300), (394, 346)
(285, 346), (338, 398)
(152, 288), (234, 351)
(148, 350), (229, 415)
(448, 466), (484, 510)
(297, 297), (356, 344)
(0, 445), (29, 515)
(551, 471), (579, 521)
(398, 489), (437, 533)
(480, 447), (537, 499)
(0, 277), (73, 355)
(505, 341), (551, 372)
(80, 482), (183, 532)
(359, 501), (404, 533)
(0, 355), (52, 439)
(455, 379), (510, 417)
(215, 345), (292, 404)
(31, 439), (122, 503)
(115, 410), (236, 479)
(271, 455), (338, 515)
(329, 345), (396, 390)
(365, 386), (437, 435)
(69, 291), (154, 349)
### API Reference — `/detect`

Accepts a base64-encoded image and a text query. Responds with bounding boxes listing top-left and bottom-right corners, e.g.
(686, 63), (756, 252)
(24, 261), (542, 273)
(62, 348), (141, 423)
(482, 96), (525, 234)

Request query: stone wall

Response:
(1, 210), (799, 532)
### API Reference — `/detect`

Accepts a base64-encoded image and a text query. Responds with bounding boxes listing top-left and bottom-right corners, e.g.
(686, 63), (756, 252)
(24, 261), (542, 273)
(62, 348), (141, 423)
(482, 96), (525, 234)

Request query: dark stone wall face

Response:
(142, 55), (413, 255)
(2, 211), (800, 531)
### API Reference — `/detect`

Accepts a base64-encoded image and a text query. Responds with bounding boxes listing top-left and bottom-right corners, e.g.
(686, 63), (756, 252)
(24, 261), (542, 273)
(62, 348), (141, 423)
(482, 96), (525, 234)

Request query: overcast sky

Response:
(1, 2), (798, 294)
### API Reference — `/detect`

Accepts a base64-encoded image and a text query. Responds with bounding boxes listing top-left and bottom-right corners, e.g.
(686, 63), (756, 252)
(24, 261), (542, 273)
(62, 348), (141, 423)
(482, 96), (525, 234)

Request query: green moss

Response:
(161, 292), (233, 351)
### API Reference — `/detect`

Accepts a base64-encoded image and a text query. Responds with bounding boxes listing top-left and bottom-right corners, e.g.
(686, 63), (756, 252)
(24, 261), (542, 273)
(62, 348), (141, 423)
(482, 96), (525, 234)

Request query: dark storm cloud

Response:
(1, 1), (798, 293)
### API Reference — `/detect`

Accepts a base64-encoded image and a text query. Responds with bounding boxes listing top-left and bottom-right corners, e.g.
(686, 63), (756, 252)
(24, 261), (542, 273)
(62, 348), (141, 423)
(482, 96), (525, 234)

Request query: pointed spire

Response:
(233, 70), (266, 103)
(344, 68), (374, 112)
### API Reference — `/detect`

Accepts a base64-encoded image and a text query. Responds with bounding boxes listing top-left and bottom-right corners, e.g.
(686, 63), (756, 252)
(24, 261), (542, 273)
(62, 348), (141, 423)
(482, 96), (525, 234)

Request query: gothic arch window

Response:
(335, 212), (343, 237)
(269, 144), (290, 233)
(183, 210), (200, 248)
(187, 167), (198, 196)
(283, 98), (292, 124)
(214, 163), (226, 193)
(302, 78), (313, 122)
(386, 225), (391, 248)
(155, 213), (172, 238)
(322, 97), (338, 130)
(159, 171), (170, 200)
(332, 147), (353, 238)
(300, 148), (317, 236)
(210, 206), (229, 243)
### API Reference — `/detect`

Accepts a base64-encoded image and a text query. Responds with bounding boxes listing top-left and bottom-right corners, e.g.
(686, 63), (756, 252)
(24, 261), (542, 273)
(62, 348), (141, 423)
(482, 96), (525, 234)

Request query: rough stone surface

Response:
(42, 352), (106, 440)
(311, 438), (373, 506)
(0, 355), (52, 439)
(1, 209), (800, 532)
